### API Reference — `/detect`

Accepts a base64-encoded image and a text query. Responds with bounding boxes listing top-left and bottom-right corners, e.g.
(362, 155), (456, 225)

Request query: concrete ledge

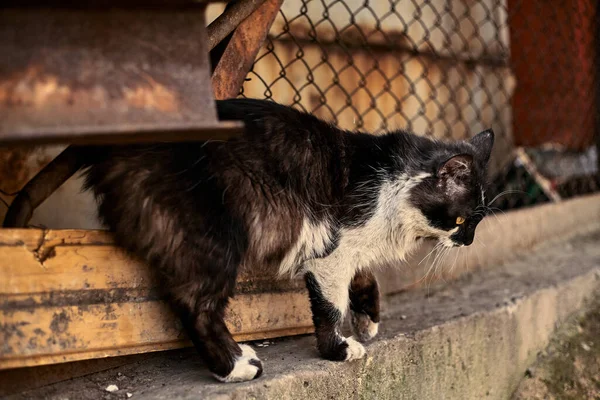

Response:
(6, 231), (600, 399)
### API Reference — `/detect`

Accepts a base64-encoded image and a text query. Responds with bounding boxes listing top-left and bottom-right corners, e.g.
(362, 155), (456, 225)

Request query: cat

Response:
(7, 98), (494, 382)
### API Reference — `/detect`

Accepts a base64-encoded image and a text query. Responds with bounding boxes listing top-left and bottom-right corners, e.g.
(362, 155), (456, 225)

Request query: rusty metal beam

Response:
(211, 0), (283, 99)
(0, 5), (231, 145)
(1, 123), (242, 147)
(1, 0), (220, 7)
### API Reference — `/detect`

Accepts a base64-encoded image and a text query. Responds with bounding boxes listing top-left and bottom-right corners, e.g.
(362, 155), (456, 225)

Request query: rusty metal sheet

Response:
(0, 6), (238, 145)
(212, 0), (283, 99)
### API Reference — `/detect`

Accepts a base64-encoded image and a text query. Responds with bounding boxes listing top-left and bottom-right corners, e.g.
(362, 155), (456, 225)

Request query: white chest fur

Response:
(277, 173), (449, 276)
(277, 172), (459, 281)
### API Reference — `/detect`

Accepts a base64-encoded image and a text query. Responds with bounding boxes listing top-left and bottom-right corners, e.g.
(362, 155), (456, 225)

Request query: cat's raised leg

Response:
(304, 270), (366, 361)
(170, 281), (263, 383)
(349, 269), (381, 342)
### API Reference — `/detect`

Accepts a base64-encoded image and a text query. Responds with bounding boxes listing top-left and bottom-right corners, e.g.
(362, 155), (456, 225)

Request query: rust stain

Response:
(1, 321), (30, 354)
(49, 311), (70, 334)
(1, 289), (159, 312)
(102, 305), (117, 322)
(123, 79), (178, 113)
(0, 64), (180, 115)
(0, 66), (72, 108)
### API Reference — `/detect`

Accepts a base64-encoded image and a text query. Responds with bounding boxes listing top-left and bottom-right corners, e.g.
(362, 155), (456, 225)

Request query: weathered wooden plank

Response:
(0, 229), (313, 370)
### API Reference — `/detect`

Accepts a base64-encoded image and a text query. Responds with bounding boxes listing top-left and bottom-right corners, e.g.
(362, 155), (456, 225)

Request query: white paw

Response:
(367, 321), (379, 338)
(351, 312), (379, 342)
(344, 336), (366, 361)
(214, 344), (263, 383)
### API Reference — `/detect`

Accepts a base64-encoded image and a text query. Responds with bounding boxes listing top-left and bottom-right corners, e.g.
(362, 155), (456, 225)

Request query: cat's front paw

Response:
(344, 337), (367, 361)
(214, 344), (263, 383)
(319, 336), (367, 361)
(351, 311), (379, 342)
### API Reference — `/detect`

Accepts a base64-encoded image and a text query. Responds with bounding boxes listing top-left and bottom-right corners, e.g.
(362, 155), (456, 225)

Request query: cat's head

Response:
(408, 129), (494, 248)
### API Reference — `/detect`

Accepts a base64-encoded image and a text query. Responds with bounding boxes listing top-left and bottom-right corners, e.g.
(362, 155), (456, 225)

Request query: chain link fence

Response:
(240, 0), (599, 211)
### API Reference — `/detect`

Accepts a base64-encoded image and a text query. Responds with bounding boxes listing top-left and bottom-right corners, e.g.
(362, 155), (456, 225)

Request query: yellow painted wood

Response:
(0, 229), (313, 370)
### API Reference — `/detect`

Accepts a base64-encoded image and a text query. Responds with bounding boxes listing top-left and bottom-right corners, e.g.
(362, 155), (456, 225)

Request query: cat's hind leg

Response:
(349, 269), (381, 342)
(304, 268), (366, 362)
(170, 277), (263, 383)
(161, 233), (263, 383)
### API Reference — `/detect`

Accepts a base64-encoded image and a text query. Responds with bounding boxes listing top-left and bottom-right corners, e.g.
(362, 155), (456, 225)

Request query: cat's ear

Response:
(469, 129), (494, 164)
(437, 154), (473, 189)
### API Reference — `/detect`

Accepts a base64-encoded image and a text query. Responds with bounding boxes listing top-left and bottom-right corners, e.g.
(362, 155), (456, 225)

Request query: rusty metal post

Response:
(211, 0), (283, 99)
(207, 0), (268, 51)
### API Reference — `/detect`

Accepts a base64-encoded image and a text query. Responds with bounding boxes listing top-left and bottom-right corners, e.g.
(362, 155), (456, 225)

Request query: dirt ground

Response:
(512, 295), (600, 400)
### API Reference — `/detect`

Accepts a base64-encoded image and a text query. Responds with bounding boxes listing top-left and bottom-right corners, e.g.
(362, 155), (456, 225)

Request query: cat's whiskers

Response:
(418, 242), (442, 266)
(485, 206), (503, 224)
(487, 206), (506, 216)
(432, 247), (453, 290)
(417, 244), (443, 285)
(487, 189), (526, 206)
(449, 246), (461, 276)
(475, 236), (487, 248)
(472, 243), (483, 269)
(424, 244), (448, 288)
(434, 247), (451, 283)
(473, 210), (487, 218)
(462, 246), (469, 272)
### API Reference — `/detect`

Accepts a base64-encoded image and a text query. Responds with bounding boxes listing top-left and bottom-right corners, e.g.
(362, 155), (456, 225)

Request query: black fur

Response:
(349, 270), (381, 342)
(71, 98), (493, 380)
(305, 271), (348, 360)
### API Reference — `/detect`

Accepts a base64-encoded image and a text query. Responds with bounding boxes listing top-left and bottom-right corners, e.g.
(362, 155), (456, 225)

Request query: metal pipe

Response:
(3, 146), (83, 228)
(207, 0), (267, 51)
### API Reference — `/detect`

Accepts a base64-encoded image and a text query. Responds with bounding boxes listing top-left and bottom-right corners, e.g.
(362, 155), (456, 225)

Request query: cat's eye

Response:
(456, 216), (465, 225)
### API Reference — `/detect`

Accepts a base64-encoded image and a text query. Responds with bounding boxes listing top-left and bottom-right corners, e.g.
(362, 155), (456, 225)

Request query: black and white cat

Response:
(33, 99), (495, 382)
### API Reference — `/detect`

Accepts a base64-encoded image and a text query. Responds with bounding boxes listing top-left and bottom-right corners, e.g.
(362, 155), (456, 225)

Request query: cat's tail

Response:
(3, 145), (90, 228)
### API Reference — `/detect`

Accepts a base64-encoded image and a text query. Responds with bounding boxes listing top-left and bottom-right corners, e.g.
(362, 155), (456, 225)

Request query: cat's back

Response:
(82, 99), (348, 233)
(216, 98), (345, 162)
